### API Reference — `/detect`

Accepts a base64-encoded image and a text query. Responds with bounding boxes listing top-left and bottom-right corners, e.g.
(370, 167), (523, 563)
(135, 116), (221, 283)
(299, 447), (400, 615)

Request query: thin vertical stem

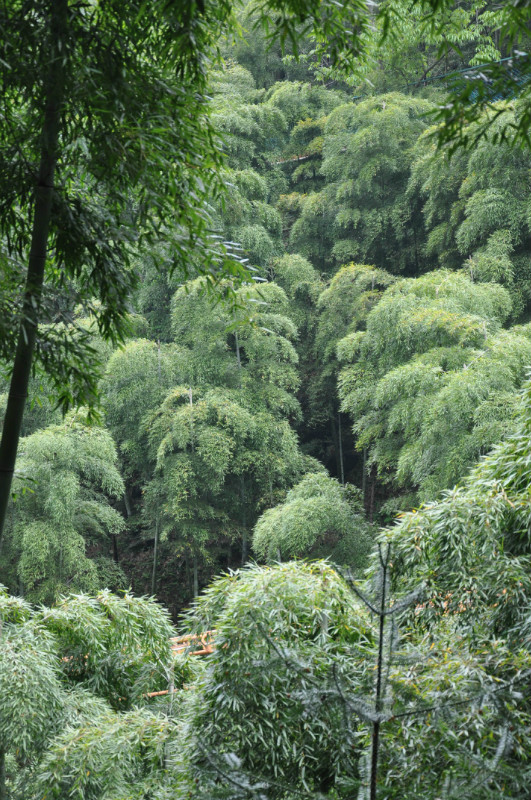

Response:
(188, 387), (194, 452)
(234, 332), (242, 389)
(151, 512), (159, 596)
(362, 447), (367, 507)
(338, 411), (345, 486)
(152, 344), (162, 596)
(241, 476), (248, 564)
(369, 472), (375, 524)
(0, 0), (68, 542)
(370, 545), (389, 800)
(193, 551), (199, 597)
(123, 490), (132, 518)
(0, 746), (5, 800)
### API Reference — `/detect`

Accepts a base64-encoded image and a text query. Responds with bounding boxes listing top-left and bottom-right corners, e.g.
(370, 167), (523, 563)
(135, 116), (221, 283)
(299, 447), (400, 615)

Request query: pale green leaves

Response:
(1, 414), (126, 603)
(253, 472), (372, 568)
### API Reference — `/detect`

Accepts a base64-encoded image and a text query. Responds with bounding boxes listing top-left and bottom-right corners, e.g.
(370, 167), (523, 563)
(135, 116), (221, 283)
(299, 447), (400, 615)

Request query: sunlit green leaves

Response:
(338, 269), (530, 499)
(1, 412), (126, 603)
(253, 472), (372, 568)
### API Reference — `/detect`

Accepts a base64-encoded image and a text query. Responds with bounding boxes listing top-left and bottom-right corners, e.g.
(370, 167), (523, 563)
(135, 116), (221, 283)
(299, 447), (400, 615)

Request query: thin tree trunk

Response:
(0, 0), (67, 542)
(241, 530), (249, 565)
(241, 476), (248, 564)
(362, 447), (367, 505)
(151, 341), (162, 596)
(330, 415), (340, 479)
(370, 476), (375, 524)
(338, 411), (345, 485)
(112, 534), (119, 563)
(370, 551), (388, 800)
(184, 556), (191, 593)
(188, 387), (194, 450)
(0, 746), (5, 800)
(151, 513), (159, 595)
(123, 490), (132, 518)
(193, 552), (199, 597)
(234, 332), (242, 388)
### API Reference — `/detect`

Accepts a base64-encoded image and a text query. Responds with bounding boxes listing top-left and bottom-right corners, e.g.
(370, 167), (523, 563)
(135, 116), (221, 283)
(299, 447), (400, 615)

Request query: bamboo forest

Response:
(1, 2), (531, 798)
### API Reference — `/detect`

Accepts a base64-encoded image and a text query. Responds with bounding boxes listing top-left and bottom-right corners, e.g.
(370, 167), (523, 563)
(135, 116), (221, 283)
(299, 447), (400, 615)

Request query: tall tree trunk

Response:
(0, 746), (5, 800)
(369, 472), (375, 525)
(240, 476), (248, 564)
(362, 447), (367, 505)
(0, 0), (67, 542)
(193, 551), (199, 597)
(151, 341), (162, 595)
(241, 530), (249, 565)
(234, 332), (242, 388)
(330, 415), (340, 479)
(370, 548), (389, 800)
(338, 411), (345, 485)
(123, 490), (132, 518)
(188, 387), (194, 450)
(151, 513), (159, 595)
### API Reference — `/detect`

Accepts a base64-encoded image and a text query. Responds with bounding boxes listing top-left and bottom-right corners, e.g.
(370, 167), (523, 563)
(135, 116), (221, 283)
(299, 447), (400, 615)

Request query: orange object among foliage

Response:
(171, 629), (217, 656)
(145, 631), (217, 699)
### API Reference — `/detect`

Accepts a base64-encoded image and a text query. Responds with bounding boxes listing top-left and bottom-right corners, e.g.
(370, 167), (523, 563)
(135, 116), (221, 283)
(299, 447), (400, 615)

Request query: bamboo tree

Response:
(151, 511), (160, 597)
(0, 0), (67, 542)
(0, 746), (5, 800)
(337, 269), (531, 502)
(338, 411), (345, 486)
(1, 413), (126, 604)
(370, 547), (389, 800)
(0, 0), (377, 547)
(253, 472), (371, 567)
(151, 340), (163, 596)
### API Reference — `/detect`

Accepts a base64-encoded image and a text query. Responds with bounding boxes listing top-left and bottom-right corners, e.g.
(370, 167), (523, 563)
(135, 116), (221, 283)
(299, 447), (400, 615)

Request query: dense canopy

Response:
(1, 1), (531, 798)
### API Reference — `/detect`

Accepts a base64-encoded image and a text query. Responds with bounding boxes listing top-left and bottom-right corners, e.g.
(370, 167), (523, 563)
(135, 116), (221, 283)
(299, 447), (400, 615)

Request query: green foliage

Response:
(288, 187), (337, 271)
(101, 339), (185, 482)
(382, 378), (531, 637)
(374, 627), (530, 799)
(253, 472), (372, 567)
(1, 412), (126, 603)
(39, 590), (174, 709)
(364, 382), (531, 797)
(212, 63), (288, 171)
(177, 561), (375, 798)
(359, 0), (502, 94)
(174, 551), (530, 799)
(0, 0), (249, 412)
(2, 8), (531, 795)
(396, 2), (531, 149)
(410, 108), (531, 315)
(227, 3), (317, 89)
(172, 279), (300, 417)
(270, 253), (323, 334)
(292, 93), (435, 274)
(0, 613), (63, 761)
(266, 80), (345, 129)
(207, 64), (289, 269)
(0, 375), (61, 440)
(35, 708), (172, 800)
(0, 586), (176, 800)
(313, 263), (395, 424)
(145, 384), (305, 585)
(338, 269), (531, 499)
